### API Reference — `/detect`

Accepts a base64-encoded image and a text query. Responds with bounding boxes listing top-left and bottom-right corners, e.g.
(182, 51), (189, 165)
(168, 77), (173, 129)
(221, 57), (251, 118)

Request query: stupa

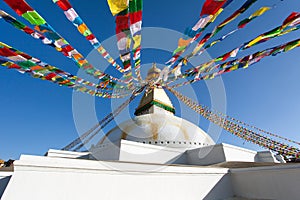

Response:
(0, 66), (299, 200)
(88, 64), (215, 163)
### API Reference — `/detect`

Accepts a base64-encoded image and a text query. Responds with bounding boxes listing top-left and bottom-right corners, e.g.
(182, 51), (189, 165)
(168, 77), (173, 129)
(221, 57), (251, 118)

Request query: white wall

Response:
(46, 149), (90, 159)
(91, 142), (280, 166)
(2, 155), (233, 200)
(187, 144), (226, 165)
(2, 153), (299, 200)
(90, 141), (121, 161)
(222, 144), (257, 163)
(187, 143), (259, 166)
(231, 164), (300, 200)
(119, 140), (187, 164)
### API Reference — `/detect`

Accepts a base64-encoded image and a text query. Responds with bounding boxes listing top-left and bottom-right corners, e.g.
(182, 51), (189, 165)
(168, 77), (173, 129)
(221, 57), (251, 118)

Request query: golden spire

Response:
(146, 63), (161, 83)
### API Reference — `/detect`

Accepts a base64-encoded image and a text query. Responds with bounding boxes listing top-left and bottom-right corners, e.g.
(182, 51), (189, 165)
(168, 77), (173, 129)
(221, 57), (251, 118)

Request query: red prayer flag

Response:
(8, 64), (21, 69)
(61, 45), (73, 53)
(56, 0), (72, 11)
(45, 73), (57, 80)
(19, 53), (32, 60)
(129, 10), (142, 24)
(3, 0), (34, 16)
(221, 51), (231, 61)
(23, 27), (35, 34)
(201, 0), (226, 16)
(116, 14), (130, 34)
(282, 12), (300, 27)
(86, 34), (96, 41)
(0, 47), (18, 57)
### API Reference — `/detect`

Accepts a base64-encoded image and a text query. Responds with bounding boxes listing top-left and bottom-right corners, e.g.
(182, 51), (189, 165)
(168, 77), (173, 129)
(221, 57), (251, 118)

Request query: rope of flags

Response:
(0, 10), (125, 91)
(129, 0), (143, 82)
(107, 0), (143, 85)
(0, 43), (130, 98)
(62, 86), (145, 151)
(0, 57), (130, 98)
(167, 87), (300, 159)
(165, 0), (234, 68)
(52, 0), (124, 73)
(167, 12), (300, 86)
(0, 41), (129, 91)
(210, 107), (300, 146)
(73, 85), (145, 151)
(164, 0), (263, 84)
(198, 6), (271, 55)
(115, 8), (134, 85)
(0, 10), (126, 86)
(164, 5), (271, 85)
(3, 0), (126, 85)
(170, 38), (300, 88)
(0, 10), (55, 49)
(191, 0), (259, 57)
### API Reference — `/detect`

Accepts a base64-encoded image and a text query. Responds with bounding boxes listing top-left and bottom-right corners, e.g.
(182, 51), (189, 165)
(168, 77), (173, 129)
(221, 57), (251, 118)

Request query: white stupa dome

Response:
(98, 112), (215, 149)
(96, 86), (215, 149)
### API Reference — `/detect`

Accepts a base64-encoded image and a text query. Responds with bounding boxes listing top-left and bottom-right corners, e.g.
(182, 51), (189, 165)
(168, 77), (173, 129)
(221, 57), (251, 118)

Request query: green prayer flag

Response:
(12, 20), (26, 30)
(22, 11), (46, 25)
(18, 60), (36, 69)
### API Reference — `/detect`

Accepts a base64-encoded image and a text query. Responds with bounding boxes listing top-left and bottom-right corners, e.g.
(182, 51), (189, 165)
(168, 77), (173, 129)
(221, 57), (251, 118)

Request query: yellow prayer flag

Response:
(285, 41), (300, 51)
(133, 35), (141, 49)
(243, 62), (249, 69)
(1, 61), (11, 67)
(209, 74), (215, 79)
(77, 23), (88, 34)
(0, 42), (11, 48)
(127, 37), (132, 49)
(247, 35), (263, 48)
(229, 64), (238, 71)
(250, 7), (270, 19)
(107, 0), (128, 16)
(211, 9), (223, 22)
(182, 58), (188, 65)
(210, 40), (219, 47)
(278, 27), (297, 36)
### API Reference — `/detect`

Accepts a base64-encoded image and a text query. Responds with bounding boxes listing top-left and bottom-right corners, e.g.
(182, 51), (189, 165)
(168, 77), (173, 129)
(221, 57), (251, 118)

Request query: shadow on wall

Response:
(203, 174), (234, 200)
(0, 176), (11, 199)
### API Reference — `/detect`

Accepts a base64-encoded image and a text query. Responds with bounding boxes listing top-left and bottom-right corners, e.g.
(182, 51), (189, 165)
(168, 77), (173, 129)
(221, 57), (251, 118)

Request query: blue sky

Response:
(1, 0), (300, 160)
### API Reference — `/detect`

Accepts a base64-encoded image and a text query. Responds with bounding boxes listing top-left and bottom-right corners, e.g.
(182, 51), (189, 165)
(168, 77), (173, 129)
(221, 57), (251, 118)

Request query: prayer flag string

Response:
(129, 0), (143, 82)
(3, 0), (126, 85)
(52, 0), (124, 73)
(167, 87), (300, 159)
(0, 57), (130, 98)
(165, 0), (234, 68)
(166, 12), (300, 86)
(0, 41), (128, 91)
(170, 38), (300, 88)
(164, 5), (271, 85)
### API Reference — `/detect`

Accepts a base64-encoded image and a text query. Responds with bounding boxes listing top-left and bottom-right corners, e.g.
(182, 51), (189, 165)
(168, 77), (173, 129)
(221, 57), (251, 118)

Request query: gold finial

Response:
(146, 63), (161, 83)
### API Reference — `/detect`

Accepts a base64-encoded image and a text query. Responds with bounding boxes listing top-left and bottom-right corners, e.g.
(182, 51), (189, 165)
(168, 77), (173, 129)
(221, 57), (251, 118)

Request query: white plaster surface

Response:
(1, 155), (233, 200)
(231, 164), (300, 200)
(46, 149), (90, 159)
(187, 144), (258, 166)
(1, 153), (299, 200)
(91, 140), (281, 166)
(119, 140), (187, 164)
